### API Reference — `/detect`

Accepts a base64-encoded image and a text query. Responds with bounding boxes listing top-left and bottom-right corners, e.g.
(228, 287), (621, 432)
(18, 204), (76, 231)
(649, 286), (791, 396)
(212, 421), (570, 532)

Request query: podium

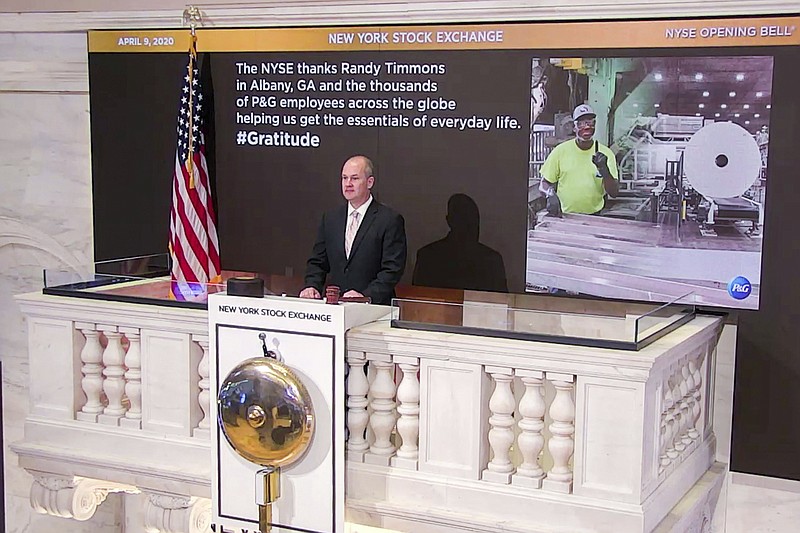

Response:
(209, 293), (390, 533)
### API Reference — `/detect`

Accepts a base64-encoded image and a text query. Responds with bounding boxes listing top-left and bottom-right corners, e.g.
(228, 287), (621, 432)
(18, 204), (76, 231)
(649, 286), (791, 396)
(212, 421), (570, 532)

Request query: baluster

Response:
(665, 374), (680, 466)
(119, 328), (142, 430)
(659, 384), (674, 474)
(658, 420), (669, 475)
(689, 353), (703, 441)
(680, 362), (696, 448)
(365, 356), (397, 466)
(513, 371), (546, 488)
(392, 356), (420, 470)
(671, 372), (686, 454)
(193, 335), (210, 439)
(99, 327), (127, 424)
(482, 367), (516, 483)
(347, 351), (370, 462)
(76, 324), (104, 422)
(543, 373), (575, 493)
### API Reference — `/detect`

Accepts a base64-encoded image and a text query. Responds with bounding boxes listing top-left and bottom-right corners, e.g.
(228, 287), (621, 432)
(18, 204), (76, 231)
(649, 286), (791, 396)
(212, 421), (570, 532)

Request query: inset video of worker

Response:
(525, 56), (773, 309)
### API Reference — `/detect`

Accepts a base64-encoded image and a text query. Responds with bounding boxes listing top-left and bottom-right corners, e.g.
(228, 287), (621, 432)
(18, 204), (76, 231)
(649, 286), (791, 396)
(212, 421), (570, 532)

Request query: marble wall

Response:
(0, 31), (121, 532)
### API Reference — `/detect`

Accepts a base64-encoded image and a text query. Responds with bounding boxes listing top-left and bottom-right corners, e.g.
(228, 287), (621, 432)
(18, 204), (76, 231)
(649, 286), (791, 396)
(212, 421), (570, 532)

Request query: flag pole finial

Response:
(182, 5), (203, 188)
(182, 6), (202, 36)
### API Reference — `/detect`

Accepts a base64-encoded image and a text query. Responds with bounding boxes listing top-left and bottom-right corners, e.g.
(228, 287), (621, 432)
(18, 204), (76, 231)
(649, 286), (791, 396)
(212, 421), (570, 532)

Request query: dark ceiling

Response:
(631, 56), (773, 135)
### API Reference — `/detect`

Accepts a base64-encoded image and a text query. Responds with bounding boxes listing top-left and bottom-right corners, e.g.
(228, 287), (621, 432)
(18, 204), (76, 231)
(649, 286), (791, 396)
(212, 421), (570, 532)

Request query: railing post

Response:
(482, 366), (516, 484)
(689, 351), (703, 442)
(679, 361), (695, 450)
(659, 383), (674, 474)
(671, 372), (686, 456)
(543, 372), (575, 493)
(365, 355), (397, 466)
(76, 324), (104, 422)
(392, 356), (420, 470)
(513, 370), (546, 488)
(99, 326), (127, 425)
(120, 328), (142, 430)
(192, 335), (210, 439)
(346, 350), (370, 462)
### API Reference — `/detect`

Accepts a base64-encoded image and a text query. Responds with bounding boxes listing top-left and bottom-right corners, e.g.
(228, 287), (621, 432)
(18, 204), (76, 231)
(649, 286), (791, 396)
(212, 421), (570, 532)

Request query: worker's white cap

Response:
(572, 103), (596, 121)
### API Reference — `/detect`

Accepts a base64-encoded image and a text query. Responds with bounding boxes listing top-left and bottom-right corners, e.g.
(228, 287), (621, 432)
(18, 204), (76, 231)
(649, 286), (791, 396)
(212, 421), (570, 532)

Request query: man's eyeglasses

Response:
(576, 118), (596, 128)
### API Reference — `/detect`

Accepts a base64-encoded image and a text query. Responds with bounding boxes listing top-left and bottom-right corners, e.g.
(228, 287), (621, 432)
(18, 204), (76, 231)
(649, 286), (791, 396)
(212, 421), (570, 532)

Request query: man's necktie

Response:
(345, 211), (360, 259)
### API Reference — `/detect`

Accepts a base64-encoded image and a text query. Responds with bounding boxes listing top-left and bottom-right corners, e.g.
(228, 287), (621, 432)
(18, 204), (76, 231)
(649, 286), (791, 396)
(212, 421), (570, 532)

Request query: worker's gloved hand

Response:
(546, 192), (562, 217)
(592, 150), (612, 179)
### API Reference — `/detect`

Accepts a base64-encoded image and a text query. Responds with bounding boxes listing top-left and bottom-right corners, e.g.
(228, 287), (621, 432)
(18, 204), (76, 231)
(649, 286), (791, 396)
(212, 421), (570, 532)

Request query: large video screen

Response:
(526, 54), (773, 308)
(88, 16), (800, 309)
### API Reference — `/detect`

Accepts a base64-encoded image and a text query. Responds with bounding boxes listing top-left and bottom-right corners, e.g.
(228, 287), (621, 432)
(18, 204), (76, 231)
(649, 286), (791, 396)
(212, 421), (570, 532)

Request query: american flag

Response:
(169, 37), (221, 299)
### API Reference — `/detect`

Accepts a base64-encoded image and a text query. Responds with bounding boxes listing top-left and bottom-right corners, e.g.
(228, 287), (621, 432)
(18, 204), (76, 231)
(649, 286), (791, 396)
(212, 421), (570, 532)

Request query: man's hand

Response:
(299, 287), (321, 299)
(592, 143), (619, 197)
(592, 151), (611, 179)
(342, 290), (364, 298)
(546, 192), (562, 217)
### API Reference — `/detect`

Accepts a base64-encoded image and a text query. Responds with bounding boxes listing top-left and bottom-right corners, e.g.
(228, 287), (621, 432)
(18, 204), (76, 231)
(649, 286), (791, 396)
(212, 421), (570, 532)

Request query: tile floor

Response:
(716, 474), (800, 533)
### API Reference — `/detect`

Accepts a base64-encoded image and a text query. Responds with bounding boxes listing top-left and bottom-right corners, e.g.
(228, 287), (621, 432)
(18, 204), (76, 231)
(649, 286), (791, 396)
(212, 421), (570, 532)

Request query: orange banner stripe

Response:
(88, 16), (800, 53)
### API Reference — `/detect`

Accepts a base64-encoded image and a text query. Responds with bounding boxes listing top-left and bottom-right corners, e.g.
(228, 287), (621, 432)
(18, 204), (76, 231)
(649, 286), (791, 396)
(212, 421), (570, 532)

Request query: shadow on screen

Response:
(412, 193), (508, 293)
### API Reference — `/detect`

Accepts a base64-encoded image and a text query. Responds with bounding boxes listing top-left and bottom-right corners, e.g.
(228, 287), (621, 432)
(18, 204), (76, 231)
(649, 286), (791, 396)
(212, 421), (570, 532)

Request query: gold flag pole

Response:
(182, 6), (202, 189)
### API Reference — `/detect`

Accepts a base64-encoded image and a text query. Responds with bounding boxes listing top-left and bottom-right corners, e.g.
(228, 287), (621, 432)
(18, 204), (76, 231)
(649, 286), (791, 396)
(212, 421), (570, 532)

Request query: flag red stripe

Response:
(176, 159), (210, 275)
(171, 225), (199, 283)
(186, 161), (211, 242)
(192, 154), (220, 267)
(180, 159), (211, 242)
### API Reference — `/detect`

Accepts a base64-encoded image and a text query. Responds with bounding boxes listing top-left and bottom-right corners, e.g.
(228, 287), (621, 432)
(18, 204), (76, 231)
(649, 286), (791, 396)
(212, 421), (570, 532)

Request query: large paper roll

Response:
(683, 121), (762, 199)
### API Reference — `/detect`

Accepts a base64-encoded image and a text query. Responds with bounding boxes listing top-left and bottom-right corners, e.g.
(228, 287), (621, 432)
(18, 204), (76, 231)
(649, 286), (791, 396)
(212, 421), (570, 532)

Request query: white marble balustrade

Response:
(658, 340), (713, 477)
(343, 314), (724, 533)
(14, 290), (724, 533)
(19, 295), (210, 438)
(14, 292), (213, 532)
(347, 358), (579, 493)
(72, 322), (210, 436)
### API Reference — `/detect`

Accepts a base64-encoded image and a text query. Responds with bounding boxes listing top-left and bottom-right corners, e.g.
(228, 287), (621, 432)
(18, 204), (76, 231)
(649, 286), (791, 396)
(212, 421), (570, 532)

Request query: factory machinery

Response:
(526, 115), (764, 308)
(618, 114), (766, 236)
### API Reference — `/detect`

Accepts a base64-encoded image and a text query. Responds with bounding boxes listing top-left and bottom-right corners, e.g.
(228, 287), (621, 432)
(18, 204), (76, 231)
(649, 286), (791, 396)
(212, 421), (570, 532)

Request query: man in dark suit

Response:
(299, 155), (407, 305)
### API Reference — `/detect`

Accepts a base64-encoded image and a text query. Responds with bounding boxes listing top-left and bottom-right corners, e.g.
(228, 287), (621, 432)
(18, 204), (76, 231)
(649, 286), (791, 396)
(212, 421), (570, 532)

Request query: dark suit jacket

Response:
(304, 200), (407, 305)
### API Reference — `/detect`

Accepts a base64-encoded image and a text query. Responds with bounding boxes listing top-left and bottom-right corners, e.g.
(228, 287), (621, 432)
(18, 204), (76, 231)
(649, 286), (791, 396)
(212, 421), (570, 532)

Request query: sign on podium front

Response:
(209, 293), (390, 533)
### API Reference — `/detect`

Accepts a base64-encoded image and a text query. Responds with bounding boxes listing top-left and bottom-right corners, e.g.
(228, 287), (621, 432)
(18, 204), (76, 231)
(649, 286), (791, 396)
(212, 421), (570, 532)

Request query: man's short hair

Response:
(347, 155), (374, 177)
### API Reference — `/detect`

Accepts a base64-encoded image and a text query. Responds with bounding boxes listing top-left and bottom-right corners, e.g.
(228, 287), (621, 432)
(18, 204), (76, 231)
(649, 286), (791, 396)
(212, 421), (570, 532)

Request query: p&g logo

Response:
(727, 276), (752, 300)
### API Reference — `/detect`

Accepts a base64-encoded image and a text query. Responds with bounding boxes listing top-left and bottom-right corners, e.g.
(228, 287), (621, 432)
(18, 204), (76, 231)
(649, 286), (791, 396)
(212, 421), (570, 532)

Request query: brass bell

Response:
(218, 356), (315, 532)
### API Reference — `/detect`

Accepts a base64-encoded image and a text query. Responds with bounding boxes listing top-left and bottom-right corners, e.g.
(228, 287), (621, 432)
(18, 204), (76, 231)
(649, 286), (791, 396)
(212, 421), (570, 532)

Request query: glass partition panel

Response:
(392, 294), (697, 351)
(43, 254), (226, 308)
(94, 253), (170, 277)
(634, 293), (697, 344)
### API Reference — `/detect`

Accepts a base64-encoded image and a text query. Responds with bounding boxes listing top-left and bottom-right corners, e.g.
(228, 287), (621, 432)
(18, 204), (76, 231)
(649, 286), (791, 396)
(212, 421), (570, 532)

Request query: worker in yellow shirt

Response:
(539, 104), (619, 215)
